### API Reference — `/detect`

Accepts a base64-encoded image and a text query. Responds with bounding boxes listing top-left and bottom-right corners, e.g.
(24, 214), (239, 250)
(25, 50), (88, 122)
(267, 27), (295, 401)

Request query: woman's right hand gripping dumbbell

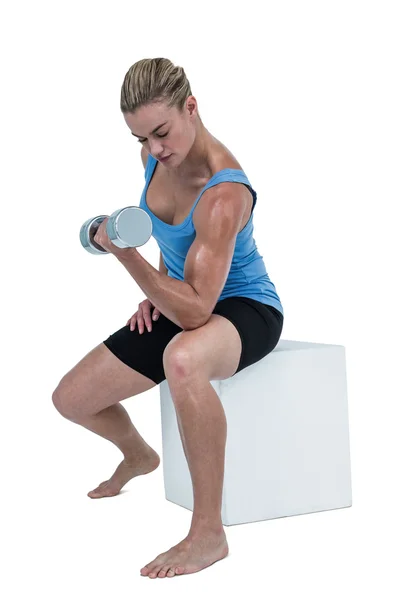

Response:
(126, 298), (161, 333)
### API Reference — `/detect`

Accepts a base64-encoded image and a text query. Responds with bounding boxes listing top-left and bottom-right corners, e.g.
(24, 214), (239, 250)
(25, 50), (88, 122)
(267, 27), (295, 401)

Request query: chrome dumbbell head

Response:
(106, 206), (152, 249)
(80, 206), (153, 254)
(79, 215), (109, 255)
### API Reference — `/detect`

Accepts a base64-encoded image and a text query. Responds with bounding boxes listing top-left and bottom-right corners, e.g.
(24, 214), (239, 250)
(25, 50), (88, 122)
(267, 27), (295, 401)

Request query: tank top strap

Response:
(144, 152), (155, 179)
(189, 168), (257, 217)
(203, 168), (253, 190)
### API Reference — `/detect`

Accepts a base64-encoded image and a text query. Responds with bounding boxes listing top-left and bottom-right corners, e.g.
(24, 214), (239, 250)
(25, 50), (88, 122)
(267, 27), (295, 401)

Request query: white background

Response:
(1, 0), (399, 597)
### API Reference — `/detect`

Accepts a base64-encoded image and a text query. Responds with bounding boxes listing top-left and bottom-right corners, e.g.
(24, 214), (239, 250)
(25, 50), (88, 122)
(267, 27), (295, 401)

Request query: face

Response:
(123, 98), (197, 166)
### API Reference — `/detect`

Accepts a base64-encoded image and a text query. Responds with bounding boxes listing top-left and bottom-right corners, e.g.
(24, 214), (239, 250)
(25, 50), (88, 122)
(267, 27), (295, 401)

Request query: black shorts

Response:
(102, 296), (284, 385)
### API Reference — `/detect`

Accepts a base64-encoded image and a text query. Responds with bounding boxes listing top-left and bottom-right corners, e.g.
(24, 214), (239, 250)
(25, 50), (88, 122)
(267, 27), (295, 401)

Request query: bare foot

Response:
(140, 530), (229, 578)
(87, 451), (160, 499)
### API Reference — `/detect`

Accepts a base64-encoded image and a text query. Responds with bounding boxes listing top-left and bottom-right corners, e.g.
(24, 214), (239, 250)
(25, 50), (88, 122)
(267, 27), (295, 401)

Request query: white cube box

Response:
(159, 339), (352, 526)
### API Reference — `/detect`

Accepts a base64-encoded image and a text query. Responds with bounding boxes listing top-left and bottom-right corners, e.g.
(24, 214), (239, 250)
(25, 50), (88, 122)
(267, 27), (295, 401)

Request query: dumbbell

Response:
(80, 206), (153, 255)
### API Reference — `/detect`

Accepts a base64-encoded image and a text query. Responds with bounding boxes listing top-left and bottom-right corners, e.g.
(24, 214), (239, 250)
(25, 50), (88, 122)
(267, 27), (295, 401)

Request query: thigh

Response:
(212, 296), (284, 375)
(163, 313), (243, 382)
(103, 312), (182, 385)
(53, 342), (157, 418)
(53, 314), (182, 418)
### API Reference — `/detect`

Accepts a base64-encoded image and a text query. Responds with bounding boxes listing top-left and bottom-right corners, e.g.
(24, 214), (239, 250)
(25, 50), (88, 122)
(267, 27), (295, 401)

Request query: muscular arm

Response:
(183, 182), (247, 326)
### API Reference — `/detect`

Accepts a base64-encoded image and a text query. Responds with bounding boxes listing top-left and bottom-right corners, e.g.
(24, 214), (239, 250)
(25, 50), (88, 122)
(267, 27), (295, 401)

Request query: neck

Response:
(174, 121), (215, 181)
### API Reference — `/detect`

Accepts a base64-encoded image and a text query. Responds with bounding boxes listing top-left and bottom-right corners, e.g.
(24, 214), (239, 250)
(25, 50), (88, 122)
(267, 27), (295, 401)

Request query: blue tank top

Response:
(139, 153), (284, 317)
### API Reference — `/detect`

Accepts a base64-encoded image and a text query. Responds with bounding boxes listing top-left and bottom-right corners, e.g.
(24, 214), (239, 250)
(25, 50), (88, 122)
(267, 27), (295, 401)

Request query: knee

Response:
(163, 339), (197, 380)
(52, 378), (79, 420)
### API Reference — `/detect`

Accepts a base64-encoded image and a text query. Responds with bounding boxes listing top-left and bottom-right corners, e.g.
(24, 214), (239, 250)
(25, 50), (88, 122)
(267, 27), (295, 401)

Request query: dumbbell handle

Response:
(80, 206), (153, 255)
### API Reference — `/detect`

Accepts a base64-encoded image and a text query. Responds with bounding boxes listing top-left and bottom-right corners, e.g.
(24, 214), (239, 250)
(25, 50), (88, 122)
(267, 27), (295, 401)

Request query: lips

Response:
(159, 155), (171, 161)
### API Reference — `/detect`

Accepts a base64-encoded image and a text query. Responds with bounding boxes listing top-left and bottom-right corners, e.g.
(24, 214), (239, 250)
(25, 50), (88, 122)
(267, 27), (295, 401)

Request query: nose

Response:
(149, 141), (164, 157)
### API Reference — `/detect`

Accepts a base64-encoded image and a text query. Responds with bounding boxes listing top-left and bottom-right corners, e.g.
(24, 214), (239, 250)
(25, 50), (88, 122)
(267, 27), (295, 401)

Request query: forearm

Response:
(116, 248), (205, 330)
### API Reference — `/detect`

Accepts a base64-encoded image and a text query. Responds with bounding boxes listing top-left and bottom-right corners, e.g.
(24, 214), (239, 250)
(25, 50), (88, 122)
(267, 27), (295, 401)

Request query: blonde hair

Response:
(120, 58), (193, 115)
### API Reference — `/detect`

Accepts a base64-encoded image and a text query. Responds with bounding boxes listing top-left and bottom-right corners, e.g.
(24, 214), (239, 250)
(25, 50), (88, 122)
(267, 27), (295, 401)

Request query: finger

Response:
(137, 310), (145, 334)
(142, 308), (152, 332)
(152, 308), (160, 321)
(129, 315), (137, 331)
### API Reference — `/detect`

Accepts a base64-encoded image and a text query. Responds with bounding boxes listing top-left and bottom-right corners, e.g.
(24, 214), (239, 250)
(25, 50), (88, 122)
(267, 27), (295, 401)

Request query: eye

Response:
(137, 132), (168, 143)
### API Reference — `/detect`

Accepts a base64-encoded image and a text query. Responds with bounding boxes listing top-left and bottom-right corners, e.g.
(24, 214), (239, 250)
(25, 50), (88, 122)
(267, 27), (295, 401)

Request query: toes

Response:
(141, 558), (165, 577)
(149, 563), (167, 578)
(140, 562), (185, 578)
(140, 564), (155, 576)
(157, 565), (181, 578)
(165, 566), (184, 577)
(149, 568), (161, 578)
(140, 552), (186, 579)
(88, 487), (118, 498)
(88, 482), (108, 495)
(88, 481), (120, 497)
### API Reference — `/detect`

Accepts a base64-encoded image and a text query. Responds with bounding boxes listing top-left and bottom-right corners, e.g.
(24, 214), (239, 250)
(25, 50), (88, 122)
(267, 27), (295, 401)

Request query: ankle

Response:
(117, 433), (155, 460)
(188, 518), (225, 540)
(123, 446), (159, 466)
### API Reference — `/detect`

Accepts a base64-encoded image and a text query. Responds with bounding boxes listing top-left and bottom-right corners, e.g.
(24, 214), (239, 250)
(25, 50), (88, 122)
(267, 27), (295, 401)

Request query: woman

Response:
(52, 57), (284, 578)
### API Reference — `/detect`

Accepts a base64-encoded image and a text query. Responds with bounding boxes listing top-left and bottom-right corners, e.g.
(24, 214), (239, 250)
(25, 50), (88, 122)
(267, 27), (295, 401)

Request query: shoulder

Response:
(193, 181), (248, 236)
